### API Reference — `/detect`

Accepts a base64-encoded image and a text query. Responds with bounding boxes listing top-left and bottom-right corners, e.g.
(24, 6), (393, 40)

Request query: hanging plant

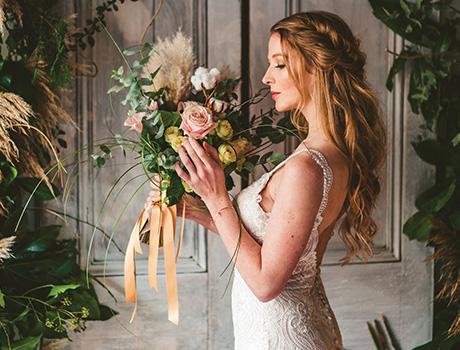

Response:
(369, 0), (460, 347)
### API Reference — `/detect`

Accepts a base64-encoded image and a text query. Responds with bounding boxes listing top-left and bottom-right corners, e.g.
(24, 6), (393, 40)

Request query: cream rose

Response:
(229, 137), (251, 158)
(218, 143), (237, 164)
(179, 101), (217, 139)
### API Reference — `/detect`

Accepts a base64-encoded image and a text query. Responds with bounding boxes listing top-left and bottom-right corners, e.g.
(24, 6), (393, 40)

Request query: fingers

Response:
(175, 161), (191, 183)
(181, 137), (210, 170)
(186, 137), (216, 169)
(177, 143), (197, 176)
(203, 141), (221, 166)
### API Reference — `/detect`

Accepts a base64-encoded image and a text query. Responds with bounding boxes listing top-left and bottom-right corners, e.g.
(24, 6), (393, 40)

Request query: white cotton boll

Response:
(194, 67), (209, 76)
(191, 74), (203, 91)
(209, 67), (220, 79)
(203, 75), (218, 90)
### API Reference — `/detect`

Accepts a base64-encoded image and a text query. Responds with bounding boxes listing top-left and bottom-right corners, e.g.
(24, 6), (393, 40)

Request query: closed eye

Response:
(275, 64), (286, 69)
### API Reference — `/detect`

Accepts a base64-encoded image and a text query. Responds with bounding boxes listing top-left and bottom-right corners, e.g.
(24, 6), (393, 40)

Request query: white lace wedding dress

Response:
(231, 144), (344, 349)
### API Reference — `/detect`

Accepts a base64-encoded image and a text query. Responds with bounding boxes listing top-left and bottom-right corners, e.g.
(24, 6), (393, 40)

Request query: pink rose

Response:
(179, 101), (216, 139)
(124, 112), (146, 133)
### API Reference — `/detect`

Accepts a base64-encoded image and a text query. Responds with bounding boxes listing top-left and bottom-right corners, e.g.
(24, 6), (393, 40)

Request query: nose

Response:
(262, 67), (273, 86)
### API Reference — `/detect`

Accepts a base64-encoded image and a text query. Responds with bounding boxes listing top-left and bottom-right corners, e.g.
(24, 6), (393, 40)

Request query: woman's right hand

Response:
(177, 194), (219, 234)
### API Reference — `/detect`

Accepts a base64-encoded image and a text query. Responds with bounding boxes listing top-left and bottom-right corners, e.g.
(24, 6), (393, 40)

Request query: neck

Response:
(300, 101), (329, 145)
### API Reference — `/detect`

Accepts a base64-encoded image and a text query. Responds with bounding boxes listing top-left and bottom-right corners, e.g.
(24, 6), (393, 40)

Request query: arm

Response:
(206, 156), (323, 302)
(177, 195), (219, 234)
(176, 137), (323, 302)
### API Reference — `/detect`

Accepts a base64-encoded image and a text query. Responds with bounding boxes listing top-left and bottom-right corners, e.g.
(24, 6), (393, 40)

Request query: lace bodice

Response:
(231, 144), (344, 349)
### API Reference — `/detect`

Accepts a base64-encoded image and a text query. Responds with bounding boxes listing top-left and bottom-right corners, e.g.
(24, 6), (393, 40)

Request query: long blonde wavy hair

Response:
(271, 11), (387, 264)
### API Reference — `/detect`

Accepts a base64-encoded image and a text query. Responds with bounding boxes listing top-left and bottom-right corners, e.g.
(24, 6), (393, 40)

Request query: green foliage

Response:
(0, 173), (117, 347)
(369, 0), (460, 347)
(104, 41), (297, 206)
(0, 1), (132, 348)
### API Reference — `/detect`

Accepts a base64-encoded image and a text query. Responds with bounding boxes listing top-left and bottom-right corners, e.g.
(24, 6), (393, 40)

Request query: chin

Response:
(274, 101), (293, 113)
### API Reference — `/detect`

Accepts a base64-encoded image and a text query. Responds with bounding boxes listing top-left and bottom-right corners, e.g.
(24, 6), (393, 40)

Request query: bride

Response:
(174, 10), (386, 350)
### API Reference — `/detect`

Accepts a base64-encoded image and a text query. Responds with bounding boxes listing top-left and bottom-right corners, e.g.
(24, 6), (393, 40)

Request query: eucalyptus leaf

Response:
(107, 85), (124, 94)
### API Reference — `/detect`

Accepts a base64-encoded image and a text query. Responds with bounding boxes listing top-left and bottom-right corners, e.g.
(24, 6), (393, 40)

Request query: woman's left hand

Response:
(175, 137), (227, 203)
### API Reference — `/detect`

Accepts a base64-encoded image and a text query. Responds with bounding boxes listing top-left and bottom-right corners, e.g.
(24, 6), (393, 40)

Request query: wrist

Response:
(203, 194), (233, 214)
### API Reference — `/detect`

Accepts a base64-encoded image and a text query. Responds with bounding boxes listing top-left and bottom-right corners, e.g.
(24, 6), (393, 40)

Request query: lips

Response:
(271, 92), (280, 99)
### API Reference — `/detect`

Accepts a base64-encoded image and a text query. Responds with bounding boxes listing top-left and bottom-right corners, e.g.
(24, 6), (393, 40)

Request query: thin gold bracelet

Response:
(216, 204), (233, 216)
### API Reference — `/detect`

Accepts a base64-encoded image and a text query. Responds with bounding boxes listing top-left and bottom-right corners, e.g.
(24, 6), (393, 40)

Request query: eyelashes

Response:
(274, 64), (286, 69)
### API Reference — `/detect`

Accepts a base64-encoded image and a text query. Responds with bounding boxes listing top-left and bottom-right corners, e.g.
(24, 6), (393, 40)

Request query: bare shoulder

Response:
(271, 151), (324, 196)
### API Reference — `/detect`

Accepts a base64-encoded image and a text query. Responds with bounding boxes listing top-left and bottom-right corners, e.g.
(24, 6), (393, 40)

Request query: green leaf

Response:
(150, 66), (161, 81)
(415, 178), (456, 213)
(0, 161), (17, 186)
(122, 49), (137, 56)
(138, 78), (152, 86)
(403, 210), (433, 241)
(268, 152), (286, 166)
(0, 336), (42, 350)
(0, 288), (4, 308)
(412, 139), (453, 166)
(386, 55), (406, 91)
(451, 132), (460, 147)
(107, 85), (124, 94)
(100, 144), (112, 156)
(16, 177), (60, 200)
(48, 284), (80, 298)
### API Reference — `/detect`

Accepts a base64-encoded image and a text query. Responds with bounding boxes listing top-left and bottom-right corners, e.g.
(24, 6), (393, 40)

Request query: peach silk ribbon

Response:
(124, 197), (186, 325)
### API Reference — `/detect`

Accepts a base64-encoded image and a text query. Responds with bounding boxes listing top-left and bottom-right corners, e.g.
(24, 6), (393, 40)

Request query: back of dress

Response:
(231, 144), (344, 350)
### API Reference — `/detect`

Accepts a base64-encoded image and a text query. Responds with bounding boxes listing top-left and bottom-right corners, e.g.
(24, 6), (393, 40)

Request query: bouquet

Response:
(107, 30), (295, 325)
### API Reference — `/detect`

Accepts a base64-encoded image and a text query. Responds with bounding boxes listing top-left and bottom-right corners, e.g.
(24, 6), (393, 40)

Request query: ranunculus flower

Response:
(170, 135), (186, 152)
(179, 101), (217, 139)
(218, 143), (237, 164)
(216, 119), (233, 140)
(191, 67), (220, 91)
(164, 126), (180, 144)
(124, 112), (146, 133)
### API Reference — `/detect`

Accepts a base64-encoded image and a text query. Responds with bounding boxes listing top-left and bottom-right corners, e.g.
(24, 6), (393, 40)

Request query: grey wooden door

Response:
(63, 1), (433, 349)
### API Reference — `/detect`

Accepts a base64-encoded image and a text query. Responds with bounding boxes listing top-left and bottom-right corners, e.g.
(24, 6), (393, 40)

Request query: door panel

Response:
(65, 1), (432, 349)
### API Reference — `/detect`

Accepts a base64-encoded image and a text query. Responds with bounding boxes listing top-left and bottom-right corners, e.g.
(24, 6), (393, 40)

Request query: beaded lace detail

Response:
(231, 145), (344, 349)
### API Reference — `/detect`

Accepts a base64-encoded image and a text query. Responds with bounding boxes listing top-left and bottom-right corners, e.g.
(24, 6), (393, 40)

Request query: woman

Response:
(174, 11), (386, 350)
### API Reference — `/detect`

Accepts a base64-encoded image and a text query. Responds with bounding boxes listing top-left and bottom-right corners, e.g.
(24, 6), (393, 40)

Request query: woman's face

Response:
(262, 33), (312, 112)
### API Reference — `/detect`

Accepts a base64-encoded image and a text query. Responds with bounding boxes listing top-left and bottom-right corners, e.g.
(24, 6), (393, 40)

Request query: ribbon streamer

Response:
(124, 198), (186, 325)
